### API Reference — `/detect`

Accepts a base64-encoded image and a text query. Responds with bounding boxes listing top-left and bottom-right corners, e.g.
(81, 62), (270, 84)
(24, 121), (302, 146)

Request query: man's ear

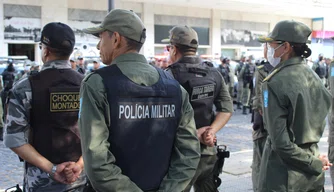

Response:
(285, 42), (293, 54)
(113, 32), (122, 48)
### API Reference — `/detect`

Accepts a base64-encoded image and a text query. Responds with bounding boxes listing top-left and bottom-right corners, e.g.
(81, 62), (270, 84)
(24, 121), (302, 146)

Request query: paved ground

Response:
(0, 107), (332, 191)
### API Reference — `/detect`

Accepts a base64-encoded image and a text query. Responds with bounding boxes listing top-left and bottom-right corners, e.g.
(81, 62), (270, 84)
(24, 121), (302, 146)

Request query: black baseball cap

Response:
(41, 22), (75, 51)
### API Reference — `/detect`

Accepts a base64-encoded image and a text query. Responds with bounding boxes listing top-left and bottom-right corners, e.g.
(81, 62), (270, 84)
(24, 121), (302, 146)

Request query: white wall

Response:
(219, 10), (312, 31)
(1, 0), (315, 59)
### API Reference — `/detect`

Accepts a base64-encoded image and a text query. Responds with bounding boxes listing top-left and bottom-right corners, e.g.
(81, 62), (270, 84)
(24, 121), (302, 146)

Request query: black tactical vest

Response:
(168, 56), (222, 129)
(218, 65), (230, 84)
(29, 68), (84, 164)
(2, 71), (15, 90)
(95, 65), (182, 191)
(315, 62), (326, 78)
(243, 64), (255, 83)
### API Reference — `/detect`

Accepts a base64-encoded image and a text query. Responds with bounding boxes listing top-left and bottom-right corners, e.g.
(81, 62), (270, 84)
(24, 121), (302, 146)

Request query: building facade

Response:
(1, 0), (333, 63)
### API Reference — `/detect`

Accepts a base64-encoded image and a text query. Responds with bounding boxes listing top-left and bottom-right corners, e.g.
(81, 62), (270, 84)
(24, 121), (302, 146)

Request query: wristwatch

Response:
(47, 165), (57, 179)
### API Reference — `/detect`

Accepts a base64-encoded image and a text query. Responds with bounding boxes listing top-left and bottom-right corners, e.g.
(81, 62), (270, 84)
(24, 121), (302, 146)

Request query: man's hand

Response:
(64, 163), (84, 183)
(319, 154), (333, 171)
(53, 162), (76, 184)
(197, 126), (211, 145)
(258, 109), (263, 116)
(202, 128), (216, 147)
(197, 126), (217, 147)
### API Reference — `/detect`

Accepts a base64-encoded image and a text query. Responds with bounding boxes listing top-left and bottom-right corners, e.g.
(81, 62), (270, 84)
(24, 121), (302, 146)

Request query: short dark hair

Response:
(174, 44), (197, 55)
(45, 40), (73, 59)
(108, 31), (143, 52)
(124, 37), (143, 52)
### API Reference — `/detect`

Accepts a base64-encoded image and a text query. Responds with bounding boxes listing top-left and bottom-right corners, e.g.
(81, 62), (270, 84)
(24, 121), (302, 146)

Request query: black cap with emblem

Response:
(41, 22), (75, 51)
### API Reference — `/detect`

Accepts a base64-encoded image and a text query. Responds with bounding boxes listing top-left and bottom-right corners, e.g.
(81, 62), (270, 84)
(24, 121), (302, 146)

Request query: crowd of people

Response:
(1, 8), (334, 192)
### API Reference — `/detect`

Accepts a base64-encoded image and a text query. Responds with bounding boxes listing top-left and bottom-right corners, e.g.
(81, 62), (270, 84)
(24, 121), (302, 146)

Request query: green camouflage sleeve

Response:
(4, 78), (31, 148)
(252, 67), (266, 110)
(214, 75), (234, 113)
(79, 74), (142, 192)
(158, 86), (200, 192)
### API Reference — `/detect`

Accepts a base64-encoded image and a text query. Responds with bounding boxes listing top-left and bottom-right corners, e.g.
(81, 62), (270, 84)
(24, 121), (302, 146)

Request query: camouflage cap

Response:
(83, 9), (146, 44)
(162, 26), (199, 48)
(257, 20), (311, 44)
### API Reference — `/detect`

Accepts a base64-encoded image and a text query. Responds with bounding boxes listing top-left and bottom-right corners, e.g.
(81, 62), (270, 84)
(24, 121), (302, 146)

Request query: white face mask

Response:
(267, 43), (285, 67)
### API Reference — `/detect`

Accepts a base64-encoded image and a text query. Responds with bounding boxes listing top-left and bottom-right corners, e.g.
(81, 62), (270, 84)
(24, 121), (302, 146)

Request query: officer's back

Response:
(4, 22), (86, 192)
(79, 9), (200, 192)
(165, 25), (233, 192)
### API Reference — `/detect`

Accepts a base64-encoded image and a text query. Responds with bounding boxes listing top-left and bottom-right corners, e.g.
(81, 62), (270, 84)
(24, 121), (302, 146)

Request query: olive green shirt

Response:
(328, 61), (334, 144)
(79, 53), (200, 192)
(252, 65), (269, 140)
(259, 57), (331, 191)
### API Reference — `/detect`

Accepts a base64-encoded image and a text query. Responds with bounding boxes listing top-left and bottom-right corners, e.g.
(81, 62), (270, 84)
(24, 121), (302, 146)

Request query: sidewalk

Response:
(0, 111), (333, 191)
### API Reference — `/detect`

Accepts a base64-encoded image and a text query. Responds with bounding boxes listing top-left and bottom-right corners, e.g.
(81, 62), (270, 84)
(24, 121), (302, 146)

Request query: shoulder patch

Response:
(263, 90), (268, 108)
(257, 65), (264, 69)
(331, 67), (334, 77)
(263, 68), (280, 82)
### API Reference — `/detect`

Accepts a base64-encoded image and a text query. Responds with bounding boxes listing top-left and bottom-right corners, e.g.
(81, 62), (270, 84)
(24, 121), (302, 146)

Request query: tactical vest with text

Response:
(29, 68), (84, 164)
(168, 57), (222, 129)
(95, 65), (182, 191)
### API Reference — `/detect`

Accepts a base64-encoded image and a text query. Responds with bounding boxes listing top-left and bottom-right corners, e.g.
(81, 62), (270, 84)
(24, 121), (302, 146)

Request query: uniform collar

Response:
(170, 56), (202, 67)
(111, 53), (147, 65)
(275, 57), (304, 70)
(42, 60), (71, 71)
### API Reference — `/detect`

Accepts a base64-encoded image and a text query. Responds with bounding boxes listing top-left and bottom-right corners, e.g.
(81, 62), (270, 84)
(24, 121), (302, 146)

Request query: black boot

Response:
(242, 106), (247, 115)
(237, 102), (242, 109)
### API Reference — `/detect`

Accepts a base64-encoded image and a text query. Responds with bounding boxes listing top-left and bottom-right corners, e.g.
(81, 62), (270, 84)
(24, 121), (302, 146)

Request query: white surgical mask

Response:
(267, 43), (285, 67)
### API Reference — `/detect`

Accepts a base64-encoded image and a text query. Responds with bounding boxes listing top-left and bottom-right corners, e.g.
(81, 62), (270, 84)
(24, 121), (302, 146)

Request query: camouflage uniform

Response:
(328, 61), (334, 191)
(3, 60), (86, 192)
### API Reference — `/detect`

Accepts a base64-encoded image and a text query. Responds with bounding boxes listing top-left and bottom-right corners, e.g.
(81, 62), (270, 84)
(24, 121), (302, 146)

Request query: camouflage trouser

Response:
(237, 80), (244, 103)
(252, 136), (267, 192)
(242, 84), (251, 106)
(23, 165), (87, 192)
(184, 155), (218, 192)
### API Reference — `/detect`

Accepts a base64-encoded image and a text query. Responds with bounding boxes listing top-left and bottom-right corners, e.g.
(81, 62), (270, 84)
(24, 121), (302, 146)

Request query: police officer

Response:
(313, 53), (327, 86)
(80, 9), (200, 192)
(1, 59), (16, 123)
(258, 20), (331, 192)
(328, 36), (334, 191)
(165, 26), (233, 192)
(239, 56), (255, 115)
(4, 22), (86, 191)
(236, 56), (247, 109)
(70, 58), (76, 70)
(251, 41), (273, 192)
(218, 57), (230, 86)
(90, 60), (100, 72)
(218, 57), (234, 98)
(76, 56), (86, 74)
